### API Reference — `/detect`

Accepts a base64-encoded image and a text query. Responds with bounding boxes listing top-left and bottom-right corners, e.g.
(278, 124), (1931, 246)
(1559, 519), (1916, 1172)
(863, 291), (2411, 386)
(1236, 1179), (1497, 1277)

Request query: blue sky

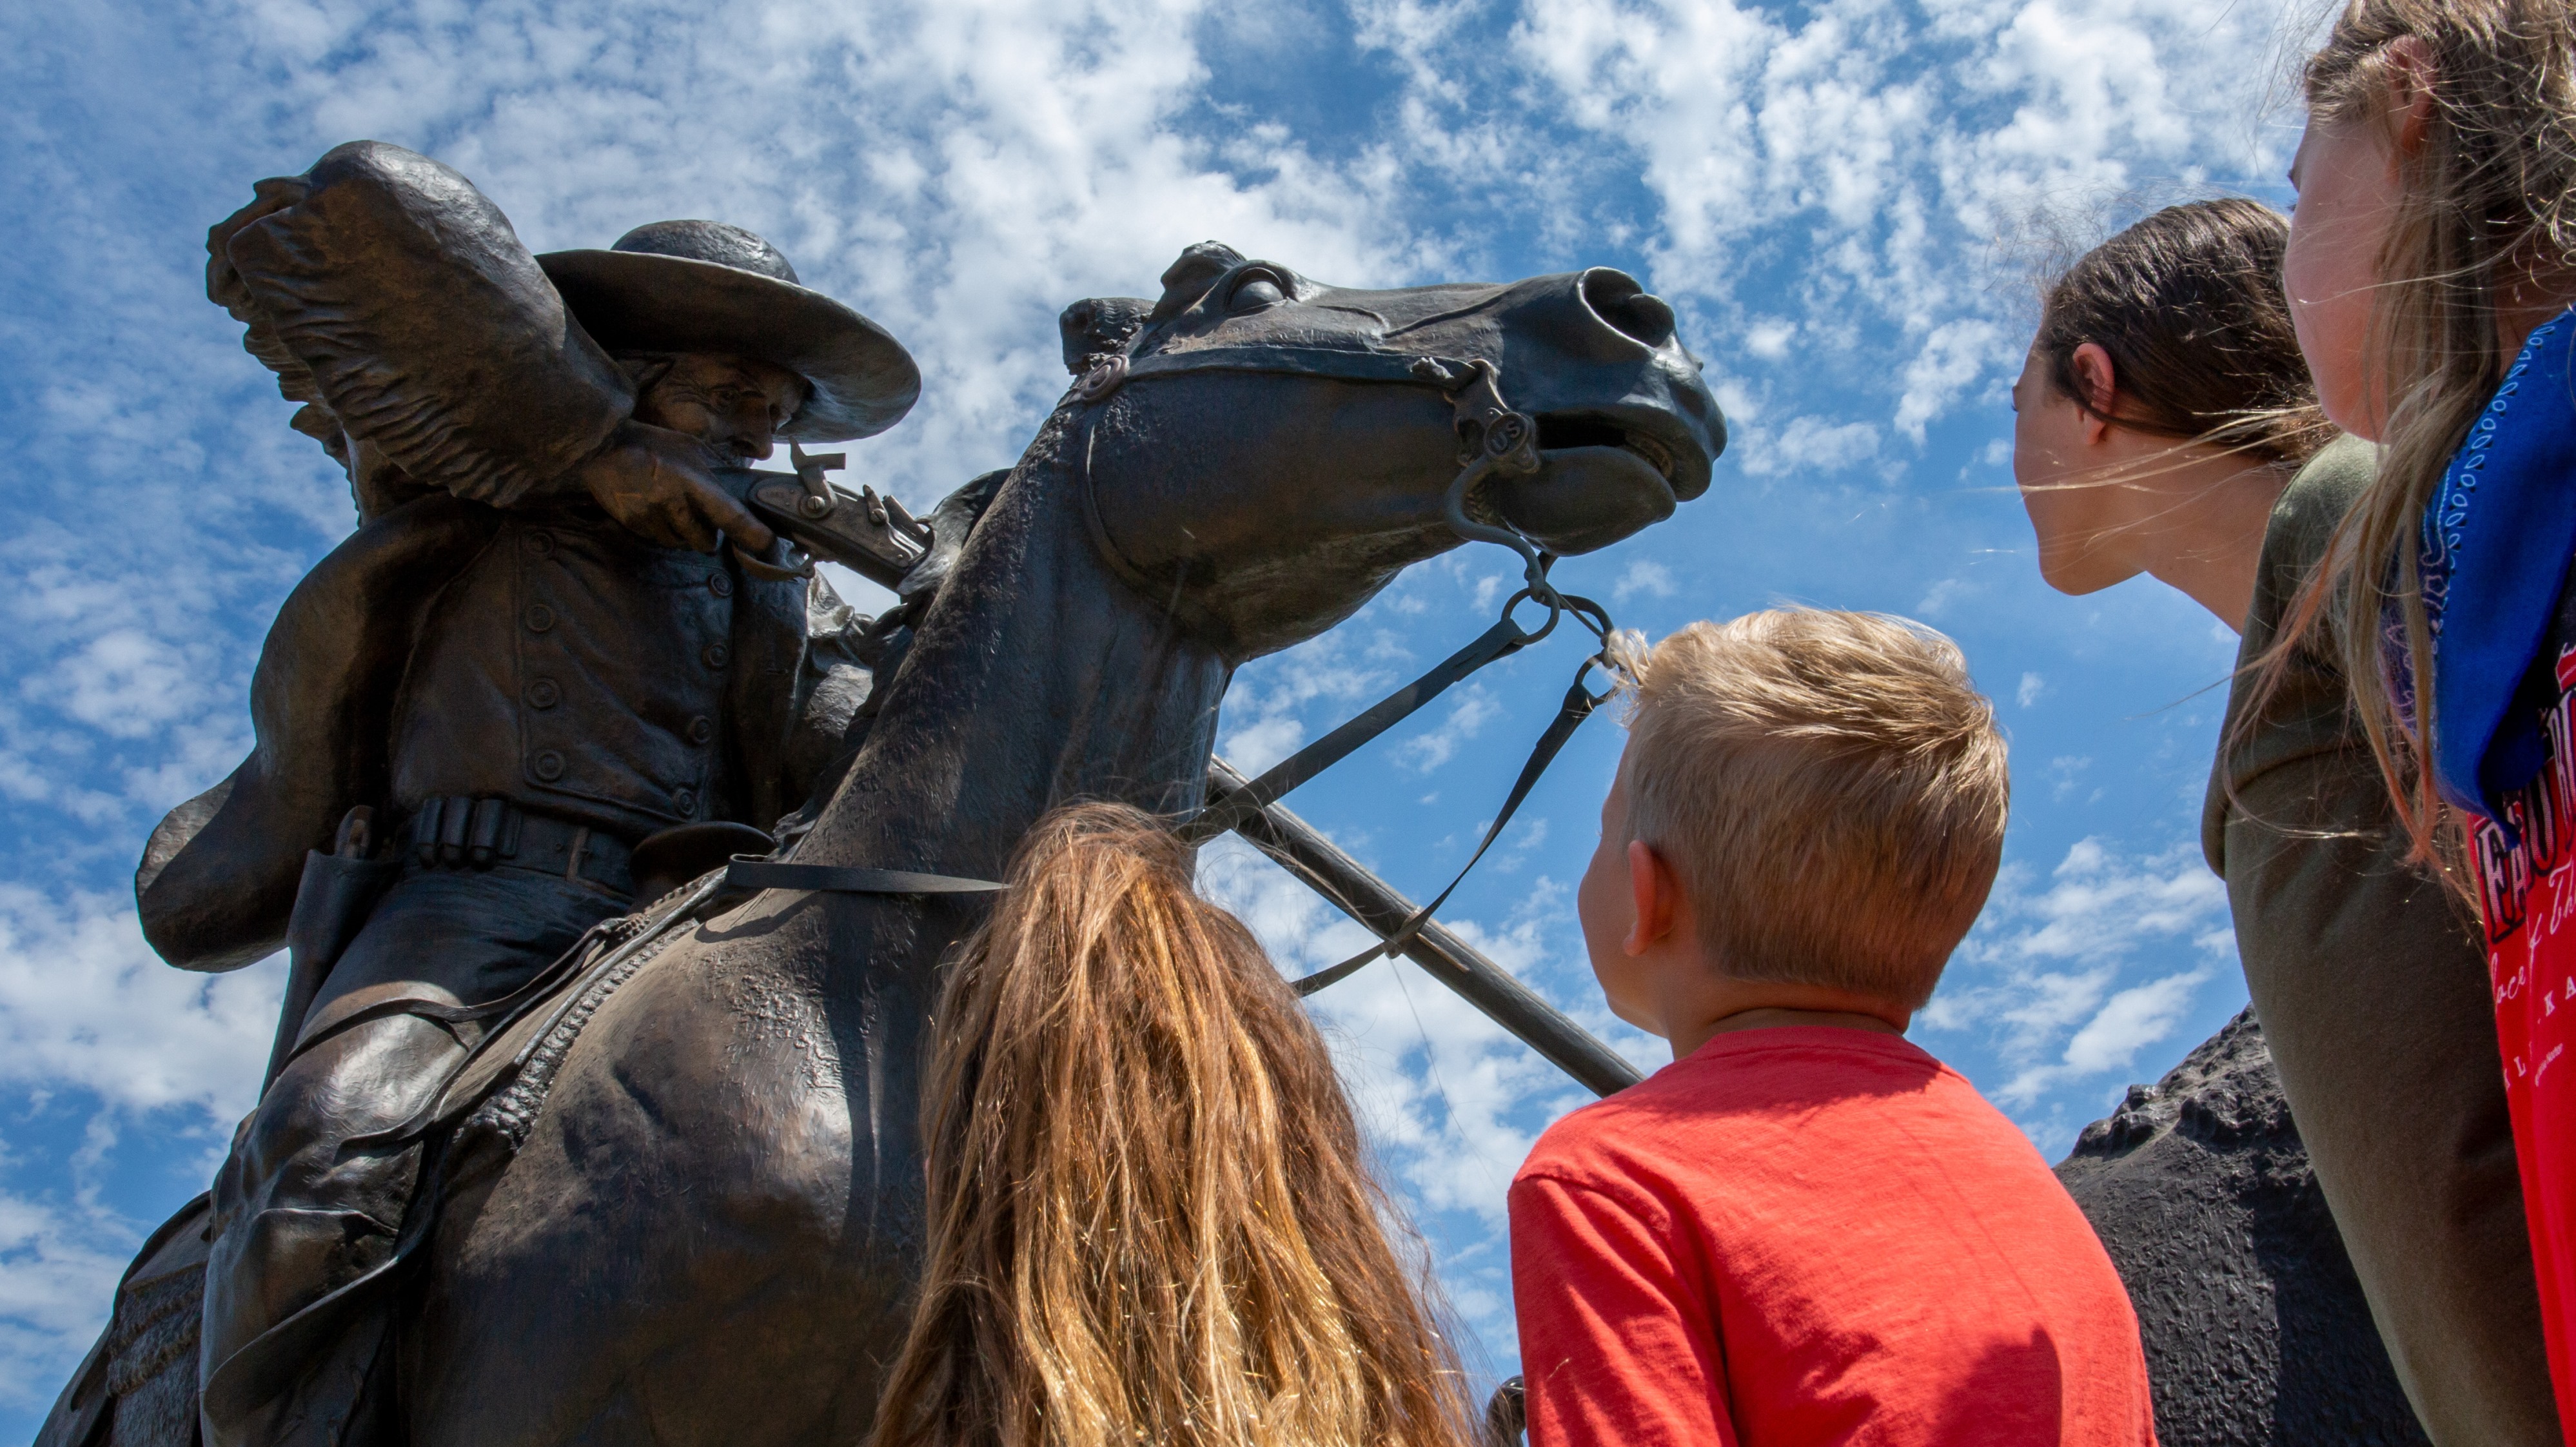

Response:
(0, 0), (2323, 1425)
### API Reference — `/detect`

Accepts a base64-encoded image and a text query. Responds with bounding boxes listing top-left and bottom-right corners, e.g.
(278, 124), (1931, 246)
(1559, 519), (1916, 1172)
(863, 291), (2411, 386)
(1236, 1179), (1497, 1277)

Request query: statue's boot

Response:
(199, 867), (626, 1447)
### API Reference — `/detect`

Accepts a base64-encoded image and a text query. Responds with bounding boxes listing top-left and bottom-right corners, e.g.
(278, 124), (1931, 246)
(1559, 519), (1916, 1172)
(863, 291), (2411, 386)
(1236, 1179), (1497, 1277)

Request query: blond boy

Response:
(1510, 609), (2155, 1446)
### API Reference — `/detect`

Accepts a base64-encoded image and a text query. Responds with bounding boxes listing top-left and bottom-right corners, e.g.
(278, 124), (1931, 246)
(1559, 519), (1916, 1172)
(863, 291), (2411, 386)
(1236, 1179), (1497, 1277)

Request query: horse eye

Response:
(1229, 275), (1288, 313)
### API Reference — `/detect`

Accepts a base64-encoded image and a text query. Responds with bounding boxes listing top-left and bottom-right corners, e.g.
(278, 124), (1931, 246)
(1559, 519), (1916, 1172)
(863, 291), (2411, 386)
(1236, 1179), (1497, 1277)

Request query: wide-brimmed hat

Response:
(539, 221), (919, 443)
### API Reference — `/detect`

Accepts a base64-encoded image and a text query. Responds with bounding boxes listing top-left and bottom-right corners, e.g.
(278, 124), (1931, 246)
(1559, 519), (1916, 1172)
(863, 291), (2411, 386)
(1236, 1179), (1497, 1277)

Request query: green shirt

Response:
(2200, 434), (2554, 1444)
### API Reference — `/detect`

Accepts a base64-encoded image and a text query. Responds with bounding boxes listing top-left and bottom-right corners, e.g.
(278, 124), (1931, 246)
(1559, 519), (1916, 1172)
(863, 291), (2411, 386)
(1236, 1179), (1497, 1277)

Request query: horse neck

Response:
(793, 413), (1230, 889)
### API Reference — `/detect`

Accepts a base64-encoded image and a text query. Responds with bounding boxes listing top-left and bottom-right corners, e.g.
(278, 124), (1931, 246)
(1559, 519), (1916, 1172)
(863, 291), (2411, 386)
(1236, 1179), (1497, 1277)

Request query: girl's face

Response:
(2011, 345), (2126, 594)
(2284, 113), (2402, 438)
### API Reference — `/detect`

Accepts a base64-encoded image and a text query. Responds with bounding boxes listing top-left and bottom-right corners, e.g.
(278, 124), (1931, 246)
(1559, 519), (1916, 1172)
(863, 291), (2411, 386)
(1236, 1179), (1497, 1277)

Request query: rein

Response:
(1269, 640), (1615, 996)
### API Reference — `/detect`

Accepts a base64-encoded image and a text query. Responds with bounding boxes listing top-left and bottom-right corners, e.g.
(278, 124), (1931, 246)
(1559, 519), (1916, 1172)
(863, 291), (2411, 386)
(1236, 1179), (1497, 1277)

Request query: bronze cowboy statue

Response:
(128, 141), (919, 1447)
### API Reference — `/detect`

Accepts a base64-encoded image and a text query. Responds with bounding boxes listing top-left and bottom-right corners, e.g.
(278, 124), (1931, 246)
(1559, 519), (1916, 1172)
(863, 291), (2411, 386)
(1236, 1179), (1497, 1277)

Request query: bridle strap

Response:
(1284, 655), (1615, 996)
(1177, 587), (1572, 845)
(722, 861), (1006, 895)
(1073, 346), (1488, 402)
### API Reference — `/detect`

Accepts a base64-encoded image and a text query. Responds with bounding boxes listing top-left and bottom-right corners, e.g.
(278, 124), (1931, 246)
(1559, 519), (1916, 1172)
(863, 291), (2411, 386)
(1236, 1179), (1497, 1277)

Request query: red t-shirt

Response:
(1509, 1027), (2156, 1446)
(2464, 638), (2576, 1437)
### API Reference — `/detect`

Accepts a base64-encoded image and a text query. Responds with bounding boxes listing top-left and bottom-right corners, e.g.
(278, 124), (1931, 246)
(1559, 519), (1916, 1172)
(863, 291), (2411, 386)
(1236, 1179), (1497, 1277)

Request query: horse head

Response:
(1058, 241), (1724, 659)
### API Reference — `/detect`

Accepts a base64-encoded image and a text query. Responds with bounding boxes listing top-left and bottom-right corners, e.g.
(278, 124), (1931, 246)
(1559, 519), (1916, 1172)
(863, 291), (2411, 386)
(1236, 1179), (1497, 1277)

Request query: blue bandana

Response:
(2419, 306), (2576, 822)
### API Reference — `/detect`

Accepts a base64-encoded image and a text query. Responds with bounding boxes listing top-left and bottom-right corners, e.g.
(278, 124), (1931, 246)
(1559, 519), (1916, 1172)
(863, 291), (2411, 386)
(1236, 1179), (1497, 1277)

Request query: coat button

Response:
(524, 603), (556, 633)
(702, 643), (729, 669)
(708, 573), (734, 598)
(524, 530), (556, 558)
(531, 749), (566, 782)
(526, 678), (561, 710)
(687, 716), (714, 745)
(673, 787), (698, 815)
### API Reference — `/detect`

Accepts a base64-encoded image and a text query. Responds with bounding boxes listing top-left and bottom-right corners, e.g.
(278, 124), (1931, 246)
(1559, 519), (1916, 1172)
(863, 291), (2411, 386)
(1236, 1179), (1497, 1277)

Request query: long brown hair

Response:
(868, 803), (1475, 1447)
(2033, 198), (2334, 466)
(2291, 0), (2576, 877)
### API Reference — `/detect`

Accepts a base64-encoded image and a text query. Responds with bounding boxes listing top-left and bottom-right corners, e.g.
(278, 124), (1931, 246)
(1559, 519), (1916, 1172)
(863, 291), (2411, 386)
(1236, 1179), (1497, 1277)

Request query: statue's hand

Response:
(576, 420), (778, 554)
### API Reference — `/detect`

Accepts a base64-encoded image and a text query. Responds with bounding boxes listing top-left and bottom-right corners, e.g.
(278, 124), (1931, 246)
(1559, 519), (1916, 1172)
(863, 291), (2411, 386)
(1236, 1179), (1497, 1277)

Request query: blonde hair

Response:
(2281, 0), (2576, 882)
(868, 803), (1475, 1447)
(1615, 610), (2010, 1010)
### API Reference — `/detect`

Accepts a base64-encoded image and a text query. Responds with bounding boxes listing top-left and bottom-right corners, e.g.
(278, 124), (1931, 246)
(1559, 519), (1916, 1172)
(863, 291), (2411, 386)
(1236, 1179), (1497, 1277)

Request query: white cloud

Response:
(32, 632), (211, 742)
(1894, 320), (2006, 440)
(1992, 836), (2231, 967)
(1196, 837), (1631, 1220)
(2016, 670), (2045, 706)
(1743, 317), (1796, 358)
(1735, 415), (1883, 480)
(2060, 967), (2210, 1074)
(0, 1186), (134, 1408)
(0, 889), (275, 1410)
(0, 887), (278, 1122)
(1917, 576), (1974, 617)
(1194, 834), (1627, 1363)
(1612, 559), (1676, 602)
(1219, 629), (1399, 776)
(1926, 836), (2234, 1112)
(1223, 716), (1307, 776)
(1500, 0), (2297, 440)
(1391, 685), (1501, 774)
(1999, 966), (2214, 1106)
(1492, 816), (1551, 872)
(1197, 836), (1375, 983)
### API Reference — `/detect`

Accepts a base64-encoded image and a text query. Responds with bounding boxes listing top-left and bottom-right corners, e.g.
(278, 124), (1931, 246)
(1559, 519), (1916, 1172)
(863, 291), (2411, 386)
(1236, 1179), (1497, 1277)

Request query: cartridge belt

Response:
(400, 796), (635, 898)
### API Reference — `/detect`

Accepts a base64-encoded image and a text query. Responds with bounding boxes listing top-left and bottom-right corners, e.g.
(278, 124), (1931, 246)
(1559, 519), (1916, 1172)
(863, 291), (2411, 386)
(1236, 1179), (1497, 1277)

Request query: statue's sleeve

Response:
(211, 141), (633, 509)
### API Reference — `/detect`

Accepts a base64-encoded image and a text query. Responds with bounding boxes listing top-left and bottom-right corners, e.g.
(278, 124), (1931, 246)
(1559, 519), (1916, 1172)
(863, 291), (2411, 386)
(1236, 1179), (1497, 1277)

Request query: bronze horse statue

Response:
(43, 242), (1720, 1446)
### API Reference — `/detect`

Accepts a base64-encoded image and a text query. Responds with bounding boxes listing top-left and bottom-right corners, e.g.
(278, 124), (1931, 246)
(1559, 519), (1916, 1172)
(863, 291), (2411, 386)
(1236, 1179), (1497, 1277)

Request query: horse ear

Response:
(1148, 242), (1244, 322)
(1059, 297), (1153, 374)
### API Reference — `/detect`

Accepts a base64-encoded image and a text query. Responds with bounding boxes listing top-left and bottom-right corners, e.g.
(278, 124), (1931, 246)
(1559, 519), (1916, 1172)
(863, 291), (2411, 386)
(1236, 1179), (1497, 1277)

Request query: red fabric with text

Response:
(2464, 638), (2576, 1435)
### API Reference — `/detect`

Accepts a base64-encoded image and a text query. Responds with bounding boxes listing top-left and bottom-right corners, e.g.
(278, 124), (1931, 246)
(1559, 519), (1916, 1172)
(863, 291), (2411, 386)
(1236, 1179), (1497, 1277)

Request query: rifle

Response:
(728, 442), (931, 589)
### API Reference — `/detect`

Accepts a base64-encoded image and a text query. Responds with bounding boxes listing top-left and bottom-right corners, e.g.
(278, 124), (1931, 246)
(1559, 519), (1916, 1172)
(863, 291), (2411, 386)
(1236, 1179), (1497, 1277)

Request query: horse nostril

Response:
(1580, 268), (1676, 349)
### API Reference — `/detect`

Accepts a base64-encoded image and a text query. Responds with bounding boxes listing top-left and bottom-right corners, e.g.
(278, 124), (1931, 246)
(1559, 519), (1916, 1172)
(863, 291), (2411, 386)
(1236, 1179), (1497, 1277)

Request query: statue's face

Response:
(636, 353), (809, 460)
